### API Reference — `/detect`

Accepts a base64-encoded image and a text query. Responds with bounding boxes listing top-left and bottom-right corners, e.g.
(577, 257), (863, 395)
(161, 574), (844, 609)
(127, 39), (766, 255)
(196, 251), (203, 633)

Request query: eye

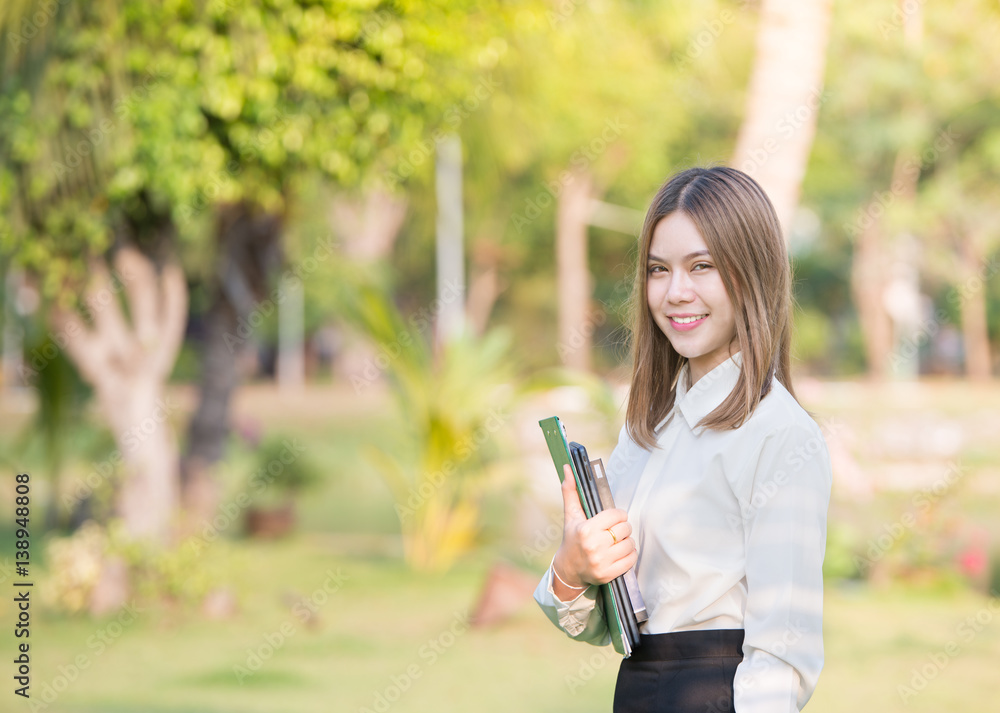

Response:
(692, 262), (713, 271)
(647, 265), (666, 274)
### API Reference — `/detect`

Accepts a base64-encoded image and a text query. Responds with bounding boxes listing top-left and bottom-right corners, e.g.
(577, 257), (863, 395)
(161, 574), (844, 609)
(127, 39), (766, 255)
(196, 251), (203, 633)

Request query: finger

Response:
(579, 521), (632, 555)
(561, 464), (585, 522)
(593, 548), (639, 584)
(617, 548), (639, 574)
(588, 507), (631, 531)
(609, 536), (637, 560)
(611, 520), (633, 540)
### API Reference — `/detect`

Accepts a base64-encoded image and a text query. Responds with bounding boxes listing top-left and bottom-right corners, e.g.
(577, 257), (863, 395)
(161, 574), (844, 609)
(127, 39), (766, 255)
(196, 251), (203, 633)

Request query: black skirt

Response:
(613, 629), (745, 713)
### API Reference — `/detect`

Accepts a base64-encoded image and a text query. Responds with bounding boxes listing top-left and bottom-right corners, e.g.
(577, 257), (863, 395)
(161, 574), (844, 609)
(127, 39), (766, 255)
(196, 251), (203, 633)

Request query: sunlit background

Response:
(1, 0), (999, 711)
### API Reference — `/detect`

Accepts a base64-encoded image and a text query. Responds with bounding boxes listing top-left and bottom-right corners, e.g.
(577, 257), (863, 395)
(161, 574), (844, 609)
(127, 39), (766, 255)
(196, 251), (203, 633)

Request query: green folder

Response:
(538, 416), (640, 657)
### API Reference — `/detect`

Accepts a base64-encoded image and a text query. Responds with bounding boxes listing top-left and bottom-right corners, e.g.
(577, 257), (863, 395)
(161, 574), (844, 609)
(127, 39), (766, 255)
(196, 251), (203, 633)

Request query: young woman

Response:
(534, 166), (832, 713)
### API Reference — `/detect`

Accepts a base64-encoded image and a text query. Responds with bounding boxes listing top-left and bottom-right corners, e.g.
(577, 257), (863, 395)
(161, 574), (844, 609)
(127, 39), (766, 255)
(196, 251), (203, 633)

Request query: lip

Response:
(668, 314), (708, 332)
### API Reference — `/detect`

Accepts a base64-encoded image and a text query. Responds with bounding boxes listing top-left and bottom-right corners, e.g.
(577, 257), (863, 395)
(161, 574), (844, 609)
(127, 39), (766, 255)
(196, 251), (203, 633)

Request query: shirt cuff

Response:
(734, 647), (810, 712)
(542, 565), (600, 637)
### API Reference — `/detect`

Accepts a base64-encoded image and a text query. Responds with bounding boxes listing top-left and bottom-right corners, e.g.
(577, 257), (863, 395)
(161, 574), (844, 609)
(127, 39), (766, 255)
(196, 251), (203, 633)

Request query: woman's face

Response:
(646, 211), (738, 385)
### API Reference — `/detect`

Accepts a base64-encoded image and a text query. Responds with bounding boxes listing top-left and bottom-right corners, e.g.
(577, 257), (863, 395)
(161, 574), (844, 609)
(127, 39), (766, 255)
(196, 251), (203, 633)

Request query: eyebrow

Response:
(647, 250), (710, 263)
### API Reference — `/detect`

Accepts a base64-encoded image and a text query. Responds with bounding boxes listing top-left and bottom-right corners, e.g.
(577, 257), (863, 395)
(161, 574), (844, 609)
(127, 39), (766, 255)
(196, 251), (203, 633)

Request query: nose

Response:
(665, 270), (694, 304)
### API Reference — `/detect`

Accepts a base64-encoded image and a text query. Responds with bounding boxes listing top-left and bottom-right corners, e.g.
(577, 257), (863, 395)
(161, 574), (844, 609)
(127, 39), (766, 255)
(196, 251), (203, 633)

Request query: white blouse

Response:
(533, 351), (832, 712)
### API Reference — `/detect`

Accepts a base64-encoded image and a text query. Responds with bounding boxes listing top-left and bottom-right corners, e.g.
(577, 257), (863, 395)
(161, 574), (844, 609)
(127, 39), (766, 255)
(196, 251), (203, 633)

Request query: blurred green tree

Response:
(399, 1), (756, 372)
(808, 0), (1000, 379)
(0, 0), (503, 605)
(905, 0), (1000, 380)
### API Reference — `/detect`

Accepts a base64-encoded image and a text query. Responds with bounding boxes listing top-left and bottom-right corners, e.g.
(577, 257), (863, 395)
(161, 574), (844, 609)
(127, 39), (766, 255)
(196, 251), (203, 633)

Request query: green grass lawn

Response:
(4, 536), (999, 713)
(3, 377), (1000, 711)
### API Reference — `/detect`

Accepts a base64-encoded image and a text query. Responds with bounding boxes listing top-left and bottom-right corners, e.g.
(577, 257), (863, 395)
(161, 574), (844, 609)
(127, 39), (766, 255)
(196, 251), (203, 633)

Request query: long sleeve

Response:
(733, 422), (832, 712)
(531, 355), (833, 706)
(533, 563), (611, 646)
(533, 423), (645, 648)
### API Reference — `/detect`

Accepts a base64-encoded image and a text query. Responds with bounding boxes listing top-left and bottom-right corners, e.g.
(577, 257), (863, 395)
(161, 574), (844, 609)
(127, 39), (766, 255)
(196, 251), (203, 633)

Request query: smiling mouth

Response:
(670, 314), (707, 325)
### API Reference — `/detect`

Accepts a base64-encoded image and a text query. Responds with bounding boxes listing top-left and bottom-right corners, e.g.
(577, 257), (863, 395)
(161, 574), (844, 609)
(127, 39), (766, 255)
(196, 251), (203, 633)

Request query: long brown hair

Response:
(625, 166), (796, 450)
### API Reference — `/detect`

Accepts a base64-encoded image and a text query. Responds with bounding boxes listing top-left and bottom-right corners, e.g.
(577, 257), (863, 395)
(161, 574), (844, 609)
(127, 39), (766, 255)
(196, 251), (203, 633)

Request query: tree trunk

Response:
(959, 236), (992, 380)
(329, 189), (407, 261)
(851, 152), (920, 381)
(731, 0), (833, 234)
(181, 204), (282, 526)
(327, 189), (409, 384)
(466, 253), (504, 337)
(180, 284), (241, 526)
(114, 377), (181, 538)
(556, 169), (596, 371)
(850, 216), (894, 380)
(52, 243), (187, 542)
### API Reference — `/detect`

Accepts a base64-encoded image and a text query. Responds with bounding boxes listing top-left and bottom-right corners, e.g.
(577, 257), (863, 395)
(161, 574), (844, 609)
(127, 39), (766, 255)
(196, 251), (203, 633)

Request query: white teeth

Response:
(671, 315), (707, 324)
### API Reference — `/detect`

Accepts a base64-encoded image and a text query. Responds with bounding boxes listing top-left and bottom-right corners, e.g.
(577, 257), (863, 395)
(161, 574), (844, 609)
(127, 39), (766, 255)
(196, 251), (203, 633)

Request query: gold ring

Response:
(607, 527), (619, 545)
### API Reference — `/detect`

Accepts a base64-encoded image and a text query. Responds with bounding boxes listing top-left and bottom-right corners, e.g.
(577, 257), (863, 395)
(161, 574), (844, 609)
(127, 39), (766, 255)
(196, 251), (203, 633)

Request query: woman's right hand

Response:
(551, 464), (638, 601)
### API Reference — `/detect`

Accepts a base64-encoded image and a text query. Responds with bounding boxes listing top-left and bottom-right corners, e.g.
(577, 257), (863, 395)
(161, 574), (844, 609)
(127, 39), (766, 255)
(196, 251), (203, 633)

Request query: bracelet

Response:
(552, 563), (587, 591)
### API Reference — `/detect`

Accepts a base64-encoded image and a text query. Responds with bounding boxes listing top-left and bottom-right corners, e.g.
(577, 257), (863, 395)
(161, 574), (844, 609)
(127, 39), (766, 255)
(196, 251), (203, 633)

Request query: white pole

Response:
(277, 274), (305, 391)
(435, 134), (465, 345)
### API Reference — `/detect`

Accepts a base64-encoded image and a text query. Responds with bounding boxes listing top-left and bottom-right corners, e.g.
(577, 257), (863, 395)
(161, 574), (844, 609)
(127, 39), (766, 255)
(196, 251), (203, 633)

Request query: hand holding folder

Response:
(539, 416), (646, 657)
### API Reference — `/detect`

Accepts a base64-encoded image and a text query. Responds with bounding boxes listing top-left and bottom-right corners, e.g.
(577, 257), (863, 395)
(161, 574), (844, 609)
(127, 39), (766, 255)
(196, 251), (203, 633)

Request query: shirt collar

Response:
(673, 351), (743, 433)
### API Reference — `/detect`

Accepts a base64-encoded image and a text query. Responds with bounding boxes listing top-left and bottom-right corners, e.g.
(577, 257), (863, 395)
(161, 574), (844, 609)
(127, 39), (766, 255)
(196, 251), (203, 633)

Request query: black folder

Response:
(539, 416), (646, 657)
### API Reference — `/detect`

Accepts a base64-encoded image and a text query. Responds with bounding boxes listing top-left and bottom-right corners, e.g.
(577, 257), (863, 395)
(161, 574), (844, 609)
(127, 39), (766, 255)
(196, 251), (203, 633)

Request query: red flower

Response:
(958, 546), (988, 578)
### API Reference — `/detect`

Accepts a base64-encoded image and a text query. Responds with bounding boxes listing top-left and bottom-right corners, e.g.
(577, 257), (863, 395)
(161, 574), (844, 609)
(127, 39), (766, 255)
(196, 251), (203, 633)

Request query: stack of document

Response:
(539, 416), (647, 657)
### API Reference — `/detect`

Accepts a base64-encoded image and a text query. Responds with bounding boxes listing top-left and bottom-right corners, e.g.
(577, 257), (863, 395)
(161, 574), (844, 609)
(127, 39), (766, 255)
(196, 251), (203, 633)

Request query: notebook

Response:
(538, 416), (646, 657)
